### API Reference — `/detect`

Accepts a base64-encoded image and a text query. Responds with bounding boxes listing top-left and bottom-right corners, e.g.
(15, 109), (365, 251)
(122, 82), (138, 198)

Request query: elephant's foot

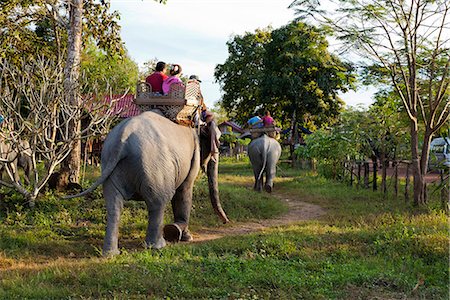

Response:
(264, 184), (273, 193)
(180, 230), (193, 242)
(163, 223), (182, 242)
(102, 248), (120, 257)
(145, 237), (166, 249)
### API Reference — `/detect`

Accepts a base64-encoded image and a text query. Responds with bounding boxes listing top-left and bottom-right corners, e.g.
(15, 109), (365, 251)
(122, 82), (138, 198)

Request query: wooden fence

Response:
(340, 159), (448, 209)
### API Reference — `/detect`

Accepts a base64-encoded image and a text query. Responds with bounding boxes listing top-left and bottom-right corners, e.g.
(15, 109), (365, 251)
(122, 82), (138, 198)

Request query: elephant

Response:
(0, 139), (32, 185)
(248, 134), (282, 193)
(67, 111), (229, 256)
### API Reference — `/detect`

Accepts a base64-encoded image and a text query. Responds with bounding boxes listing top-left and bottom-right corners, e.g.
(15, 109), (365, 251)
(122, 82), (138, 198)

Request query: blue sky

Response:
(110, 0), (376, 109)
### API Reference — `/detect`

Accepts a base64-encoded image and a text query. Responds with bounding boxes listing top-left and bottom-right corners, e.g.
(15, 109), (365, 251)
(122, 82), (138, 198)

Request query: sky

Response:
(110, 0), (376, 109)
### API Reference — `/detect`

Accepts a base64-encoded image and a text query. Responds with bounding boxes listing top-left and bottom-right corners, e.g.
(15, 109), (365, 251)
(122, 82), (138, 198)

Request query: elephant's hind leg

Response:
(165, 184), (194, 243)
(145, 202), (167, 249)
(103, 180), (124, 257)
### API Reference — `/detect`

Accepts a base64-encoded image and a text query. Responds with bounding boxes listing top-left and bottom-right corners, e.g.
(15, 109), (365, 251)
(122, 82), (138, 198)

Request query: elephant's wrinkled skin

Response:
(248, 134), (282, 193)
(68, 111), (229, 256)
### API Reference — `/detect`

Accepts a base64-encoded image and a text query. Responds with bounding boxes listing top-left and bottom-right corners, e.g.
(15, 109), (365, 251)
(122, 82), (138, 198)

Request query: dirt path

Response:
(193, 192), (326, 242)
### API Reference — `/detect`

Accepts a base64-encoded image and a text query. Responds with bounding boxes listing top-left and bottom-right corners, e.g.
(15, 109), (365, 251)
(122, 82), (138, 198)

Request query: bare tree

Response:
(290, 0), (450, 205)
(0, 57), (119, 206)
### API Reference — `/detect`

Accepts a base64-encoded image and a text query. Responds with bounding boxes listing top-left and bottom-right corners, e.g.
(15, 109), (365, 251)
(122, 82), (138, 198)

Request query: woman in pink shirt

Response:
(162, 64), (183, 95)
(262, 110), (274, 127)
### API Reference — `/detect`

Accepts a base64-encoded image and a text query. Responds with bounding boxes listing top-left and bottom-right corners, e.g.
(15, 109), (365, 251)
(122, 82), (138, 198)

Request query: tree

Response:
(81, 41), (139, 95)
(215, 22), (355, 159)
(261, 22), (355, 156)
(215, 28), (272, 125)
(290, 0), (450, 205)
(0, 57), (118, 205)
(1, 0), (129, 188)
(59, 0), (162, 188)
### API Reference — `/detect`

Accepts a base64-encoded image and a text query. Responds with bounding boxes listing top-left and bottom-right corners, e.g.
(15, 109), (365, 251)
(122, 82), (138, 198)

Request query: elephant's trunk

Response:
(207, 153), (229, 224)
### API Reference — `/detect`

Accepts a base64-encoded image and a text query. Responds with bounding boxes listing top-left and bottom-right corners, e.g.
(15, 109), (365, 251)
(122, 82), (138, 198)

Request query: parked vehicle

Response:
(429, 137), (450, 170)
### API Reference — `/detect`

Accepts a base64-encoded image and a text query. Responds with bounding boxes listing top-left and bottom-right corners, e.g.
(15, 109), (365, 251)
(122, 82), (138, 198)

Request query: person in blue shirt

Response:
(247, 115), (263, 128)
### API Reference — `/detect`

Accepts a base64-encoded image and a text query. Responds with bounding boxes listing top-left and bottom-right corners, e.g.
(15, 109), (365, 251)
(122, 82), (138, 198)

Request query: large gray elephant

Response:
(248, 134), (282, 193)
(68, 111), (229, 256)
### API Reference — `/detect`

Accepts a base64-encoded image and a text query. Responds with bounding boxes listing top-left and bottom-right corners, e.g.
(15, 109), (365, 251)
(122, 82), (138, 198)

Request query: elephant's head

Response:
(199, 120), (229, 224)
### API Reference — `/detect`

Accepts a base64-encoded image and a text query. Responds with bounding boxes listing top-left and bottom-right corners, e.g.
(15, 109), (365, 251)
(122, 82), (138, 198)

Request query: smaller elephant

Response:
(248, 134), (282, 193)
(0, 139), (32, 185)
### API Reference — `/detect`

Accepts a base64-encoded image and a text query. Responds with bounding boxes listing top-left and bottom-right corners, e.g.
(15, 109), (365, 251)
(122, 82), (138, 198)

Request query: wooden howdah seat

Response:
(249, 125), (280, 139)
(134, 80), (202, 126)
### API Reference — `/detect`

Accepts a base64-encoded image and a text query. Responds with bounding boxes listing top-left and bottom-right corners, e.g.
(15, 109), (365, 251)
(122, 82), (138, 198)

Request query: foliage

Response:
(81, 41), (139, 94)
(210, 104), (233, 124)
(219, 132), (238, 148)
(0, 163), (447, 299)
(290, 0), (450, 205)
(296, 127), (358, 178)
(296, 103), (411, 179)
(215, 22), (356, 129)
(0, 0), (125, 62)
(215, 27), (272, 124)
(237, 137), (251, 147)
(261, 22), (355, 128)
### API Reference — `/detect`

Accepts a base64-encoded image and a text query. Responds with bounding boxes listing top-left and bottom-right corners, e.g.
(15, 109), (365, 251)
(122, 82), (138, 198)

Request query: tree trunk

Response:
(420, 129), (433, 176)
(364, 162), (369, 189)
(410, 119), (424, 206)
(60, 0), (83, 186)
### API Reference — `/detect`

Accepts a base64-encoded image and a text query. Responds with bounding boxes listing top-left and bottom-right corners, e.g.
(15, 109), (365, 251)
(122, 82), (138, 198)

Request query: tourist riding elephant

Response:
(67, 111), (229, 256)
(248, 134), (282, 193)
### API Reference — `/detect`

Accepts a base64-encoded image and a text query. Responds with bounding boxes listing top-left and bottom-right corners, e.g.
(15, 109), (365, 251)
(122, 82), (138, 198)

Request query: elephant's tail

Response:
(257, 136), (270, 181)
(63, 143), (125, 200)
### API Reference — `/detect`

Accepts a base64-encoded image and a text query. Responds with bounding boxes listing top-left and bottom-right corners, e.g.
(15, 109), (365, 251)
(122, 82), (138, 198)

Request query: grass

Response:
(0, 158), (448, 299)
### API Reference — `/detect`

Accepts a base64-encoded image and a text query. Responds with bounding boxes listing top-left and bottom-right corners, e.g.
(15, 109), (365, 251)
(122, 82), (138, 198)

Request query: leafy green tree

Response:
(290, 0), (450, 205)
(261, 22), (355, 130)
(296, 127), (358, 179)
(215, 28), (272, 124)
(215, 22), (355, 160)
(81, 41), (139, 95)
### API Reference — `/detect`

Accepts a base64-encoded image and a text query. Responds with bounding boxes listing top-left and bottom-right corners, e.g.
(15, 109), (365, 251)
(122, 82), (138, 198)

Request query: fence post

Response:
(357, 162), (361, 189)
(405, 163), (410, 203)
(441, 169), (449, 213)
(381, 158), (387, 199)
(350, 162), (354, 187)
(372, 159), (378, 191)
(394, 162), (398, 199)
(342, 161), (346, 182)
(364, 162), (369, 189)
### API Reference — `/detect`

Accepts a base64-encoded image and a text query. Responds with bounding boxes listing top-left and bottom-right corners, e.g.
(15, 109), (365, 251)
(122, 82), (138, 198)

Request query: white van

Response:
(429, 137), (450, 169)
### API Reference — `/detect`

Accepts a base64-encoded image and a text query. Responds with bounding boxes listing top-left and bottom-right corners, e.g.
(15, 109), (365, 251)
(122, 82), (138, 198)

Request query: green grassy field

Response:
(0, 158), (448, 299)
